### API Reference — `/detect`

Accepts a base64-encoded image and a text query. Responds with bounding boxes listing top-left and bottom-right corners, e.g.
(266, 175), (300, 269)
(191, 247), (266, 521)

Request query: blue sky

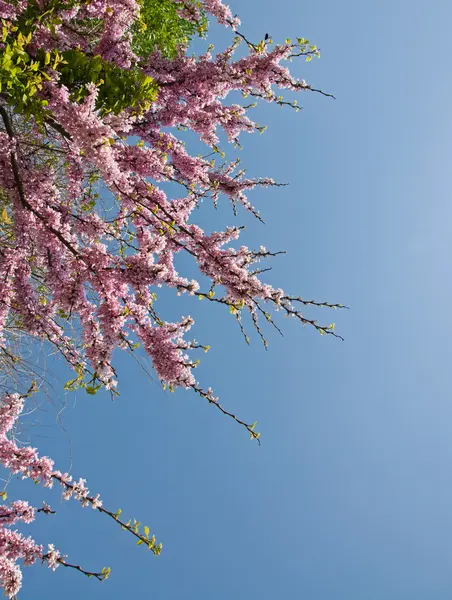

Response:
(10, 0), (452, 598)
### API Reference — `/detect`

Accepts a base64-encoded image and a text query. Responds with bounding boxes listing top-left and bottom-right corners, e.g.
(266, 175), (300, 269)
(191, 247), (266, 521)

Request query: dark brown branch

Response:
(0, 105), (81, 260)
(44, 116), (72, 140)
(41, 555), (108, 581)
(193, 385), (260, 443)
(51, 474), (162, 555)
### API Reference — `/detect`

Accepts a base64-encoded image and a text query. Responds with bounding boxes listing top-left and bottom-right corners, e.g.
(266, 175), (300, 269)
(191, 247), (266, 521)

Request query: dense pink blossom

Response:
(0, 0), (337, 396)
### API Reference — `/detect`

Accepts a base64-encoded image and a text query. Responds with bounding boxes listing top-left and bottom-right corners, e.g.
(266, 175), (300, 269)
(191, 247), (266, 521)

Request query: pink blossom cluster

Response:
(0, 393), (104, 596)
(0, 0), (26, 20)
(0, 0), (321, 395)
(0, 394), (101, 505)
(0, 527), (42, 598)
(0, 394), (49, 597)
(176, 0), (240, 28)
(0, 504), (64, 598)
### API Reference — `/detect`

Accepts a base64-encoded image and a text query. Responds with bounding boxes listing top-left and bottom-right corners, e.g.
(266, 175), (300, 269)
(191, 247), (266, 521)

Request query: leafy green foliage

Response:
(131, 0), (208, 58)
(57, 50), (158, 116)
(2, 0), (207, 120)
(0, 20), (56, 119)
(1, 14), (158, 118)
(112, 509), (163, 555)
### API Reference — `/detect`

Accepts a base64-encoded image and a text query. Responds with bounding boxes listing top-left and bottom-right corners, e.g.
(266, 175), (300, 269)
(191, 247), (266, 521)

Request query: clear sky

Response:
(12, 0), (452, 598)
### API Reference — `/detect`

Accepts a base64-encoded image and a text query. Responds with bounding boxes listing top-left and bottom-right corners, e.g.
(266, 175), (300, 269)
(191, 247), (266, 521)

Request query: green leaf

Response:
(101, 566), (111, 580)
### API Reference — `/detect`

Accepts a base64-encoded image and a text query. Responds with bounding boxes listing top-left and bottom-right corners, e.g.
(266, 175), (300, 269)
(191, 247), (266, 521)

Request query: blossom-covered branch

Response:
(0, 0), (343, 596)
(0, 392), (160, 597)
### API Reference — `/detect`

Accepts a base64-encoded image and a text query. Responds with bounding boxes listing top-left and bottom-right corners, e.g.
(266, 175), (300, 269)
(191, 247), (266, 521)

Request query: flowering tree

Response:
(0, 0), (344, 596)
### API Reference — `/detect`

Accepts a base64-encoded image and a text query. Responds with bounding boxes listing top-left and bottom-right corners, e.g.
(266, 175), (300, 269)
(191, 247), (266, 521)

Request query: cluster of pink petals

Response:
(176, 0), (240, 28)
(0, 0), (315, 395)
(0, 0), (26, 20)
(0, 394), (103, 596)
(0, 23), (309, 392)
(0, 400), (44, 598)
